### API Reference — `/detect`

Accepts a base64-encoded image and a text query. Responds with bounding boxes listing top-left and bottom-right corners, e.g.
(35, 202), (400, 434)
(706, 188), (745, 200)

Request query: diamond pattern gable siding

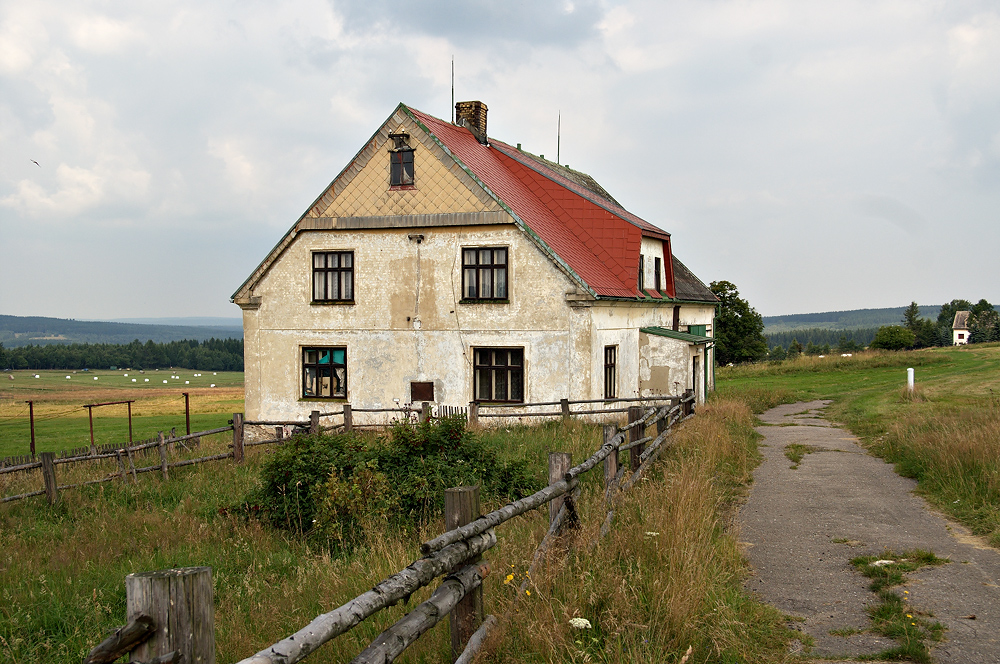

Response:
(310, 113), (497, 220)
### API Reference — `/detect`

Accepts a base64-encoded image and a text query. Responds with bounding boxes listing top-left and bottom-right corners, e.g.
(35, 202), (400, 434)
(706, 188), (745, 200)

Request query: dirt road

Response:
(738, 401), (1000, 663)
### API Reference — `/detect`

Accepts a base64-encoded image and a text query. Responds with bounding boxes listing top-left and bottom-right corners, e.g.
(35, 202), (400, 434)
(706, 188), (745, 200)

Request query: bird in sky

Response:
(30, 159), (40, 167)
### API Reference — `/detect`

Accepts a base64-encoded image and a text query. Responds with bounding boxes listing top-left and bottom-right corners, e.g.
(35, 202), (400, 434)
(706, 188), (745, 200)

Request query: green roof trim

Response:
(640, 326), (713, 344)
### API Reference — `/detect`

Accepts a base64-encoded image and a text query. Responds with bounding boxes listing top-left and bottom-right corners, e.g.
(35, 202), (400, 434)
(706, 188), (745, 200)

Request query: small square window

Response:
(389, 132), (414, 187)
(462, 247), (508, 300)
(312, 251), (354, 302)
(473, 347), (523, 402)
(302, 347), (347, 398)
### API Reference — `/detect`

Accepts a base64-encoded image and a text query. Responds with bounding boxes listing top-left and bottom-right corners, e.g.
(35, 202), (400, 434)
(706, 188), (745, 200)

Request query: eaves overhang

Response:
(640, 326), (714, 344)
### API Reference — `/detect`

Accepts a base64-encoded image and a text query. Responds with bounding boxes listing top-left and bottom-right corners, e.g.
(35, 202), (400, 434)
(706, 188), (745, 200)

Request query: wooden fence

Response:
(236, 392), (697, 664)
(0, 421), (247, 505)
(243, 394), (689, 436)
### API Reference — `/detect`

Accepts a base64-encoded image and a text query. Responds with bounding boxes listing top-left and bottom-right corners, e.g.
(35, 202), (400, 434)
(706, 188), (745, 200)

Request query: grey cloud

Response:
(854, 194), (927, 234)
(328, 0), (605, 48)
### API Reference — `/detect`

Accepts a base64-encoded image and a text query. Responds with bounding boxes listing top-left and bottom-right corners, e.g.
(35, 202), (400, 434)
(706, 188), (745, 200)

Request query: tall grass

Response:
(1, 406), (793, 663)
(475, 400), (795, 663)
(872, 398), (1000, 545)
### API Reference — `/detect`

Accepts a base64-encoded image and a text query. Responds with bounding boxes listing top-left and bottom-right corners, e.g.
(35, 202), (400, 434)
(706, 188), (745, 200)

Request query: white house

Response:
(953, 311), (970, 345)
(232, 102), (718, 424)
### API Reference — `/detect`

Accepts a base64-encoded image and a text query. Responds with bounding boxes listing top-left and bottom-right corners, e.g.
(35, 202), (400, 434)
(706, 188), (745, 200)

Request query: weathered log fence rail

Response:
(0, 421), (242, 505)
(237, 391), (697, 664)
(242, 394), (688, 439)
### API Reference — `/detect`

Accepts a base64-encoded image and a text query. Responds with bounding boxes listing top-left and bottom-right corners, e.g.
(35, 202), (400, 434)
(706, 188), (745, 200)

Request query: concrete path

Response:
(738, 400), (1000, 663)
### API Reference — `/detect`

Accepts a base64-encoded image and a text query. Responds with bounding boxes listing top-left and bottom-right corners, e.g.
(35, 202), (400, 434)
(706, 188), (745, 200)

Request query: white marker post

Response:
(907, 367), (915, 393)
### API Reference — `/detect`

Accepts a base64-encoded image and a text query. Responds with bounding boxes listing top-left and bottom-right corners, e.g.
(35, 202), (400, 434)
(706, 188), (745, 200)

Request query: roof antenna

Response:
(557, 110), (561, 165)
(451, 56), (455, 124)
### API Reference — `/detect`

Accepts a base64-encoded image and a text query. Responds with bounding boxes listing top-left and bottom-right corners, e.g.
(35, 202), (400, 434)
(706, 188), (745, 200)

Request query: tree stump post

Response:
(548, 452), (572, 525)
(232, 413), (244, 464)
(343, 404), (353, 432)
(126, 566), (215, 664)
(116, 450), (128, 481)
(445, 486), (482, 662)
(40, 452), (58, 505)
(309, 410), (320, 435)
(157, 432), (169, 481)
(560, 398), (570, 421)
(602, 425), (618, 490)
(628, 406), (645, 471)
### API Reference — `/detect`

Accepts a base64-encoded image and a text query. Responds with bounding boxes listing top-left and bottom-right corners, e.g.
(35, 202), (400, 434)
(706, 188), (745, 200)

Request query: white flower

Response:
(568, 618), (592, 630)
(645, 531), (660, 537)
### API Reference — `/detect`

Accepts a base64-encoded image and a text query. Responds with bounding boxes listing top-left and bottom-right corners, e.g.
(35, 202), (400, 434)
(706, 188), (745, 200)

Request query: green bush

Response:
(248, 416), (543, 550)
(870, 325), (916, 351)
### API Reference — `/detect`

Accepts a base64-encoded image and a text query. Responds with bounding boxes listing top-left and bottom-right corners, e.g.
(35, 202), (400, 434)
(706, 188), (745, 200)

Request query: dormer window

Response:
(388, 130), (414, 187)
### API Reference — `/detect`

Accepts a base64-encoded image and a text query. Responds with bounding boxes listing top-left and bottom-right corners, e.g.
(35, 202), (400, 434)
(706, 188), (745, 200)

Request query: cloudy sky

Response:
(2, 0), (998, 319)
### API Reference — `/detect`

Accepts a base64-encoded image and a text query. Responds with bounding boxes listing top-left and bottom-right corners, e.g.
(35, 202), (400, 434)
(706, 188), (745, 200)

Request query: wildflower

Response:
(569, 618), (592, 630)
(907, 614), (912, 618)
(904, 590), (909, 594)
(526, 590), (531, 596)
(504, 574), (514, 585)
(645, 532), (660, 537)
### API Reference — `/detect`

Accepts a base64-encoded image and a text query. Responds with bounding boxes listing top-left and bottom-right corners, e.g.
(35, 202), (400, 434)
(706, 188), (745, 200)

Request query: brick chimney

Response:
(455, 100), (488, 144)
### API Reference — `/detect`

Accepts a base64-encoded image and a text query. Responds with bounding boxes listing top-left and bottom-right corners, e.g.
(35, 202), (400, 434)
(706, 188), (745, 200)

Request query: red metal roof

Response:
(408, 106), (674, 299)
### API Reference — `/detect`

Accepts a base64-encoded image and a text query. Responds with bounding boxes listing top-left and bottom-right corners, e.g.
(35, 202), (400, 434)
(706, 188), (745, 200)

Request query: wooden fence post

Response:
(560, 398), (570, 421)
(683, 389), (694, 417)
(232, 413), (244, 464)
(468, 402), (478, 427)
(126, 566), (215, 664)
(310, 410), (320, 435)
(157, 432), (169, 481)
(627, 406), (644, 472)
(40, 452), (58, 505)
(115, 450), (128, 481)
(343, 404), (353, 432)
(602, 425), (618, 490)
(548, 452), (572, 525)
(445, 486), (482, 662)
(420, 401), (430, 424)
(275, 426), (284, 442)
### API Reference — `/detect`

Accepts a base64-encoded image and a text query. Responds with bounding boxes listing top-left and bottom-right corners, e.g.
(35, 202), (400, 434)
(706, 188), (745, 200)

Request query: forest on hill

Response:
(0, 338), (243, 371)
(762, 305), (944, 333)
(0, 315), (242, 348)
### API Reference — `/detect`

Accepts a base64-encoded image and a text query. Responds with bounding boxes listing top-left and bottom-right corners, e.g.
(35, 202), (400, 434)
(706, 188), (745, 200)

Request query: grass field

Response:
(716, 343), (1000, 546)
(0, 400), (796, 664)
(0, 370), (244, 458)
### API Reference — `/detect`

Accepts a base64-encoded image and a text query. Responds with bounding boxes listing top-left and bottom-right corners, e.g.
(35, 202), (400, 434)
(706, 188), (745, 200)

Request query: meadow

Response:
(717, 343), (1000, 546)
(0, 369), (244, 458)
(0, 400), (796, 664)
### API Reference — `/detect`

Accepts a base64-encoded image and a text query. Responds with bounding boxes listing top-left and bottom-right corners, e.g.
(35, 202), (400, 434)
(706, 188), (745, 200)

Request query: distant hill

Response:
(763, 306), (943, 334)
(0, 315), (243, 348)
